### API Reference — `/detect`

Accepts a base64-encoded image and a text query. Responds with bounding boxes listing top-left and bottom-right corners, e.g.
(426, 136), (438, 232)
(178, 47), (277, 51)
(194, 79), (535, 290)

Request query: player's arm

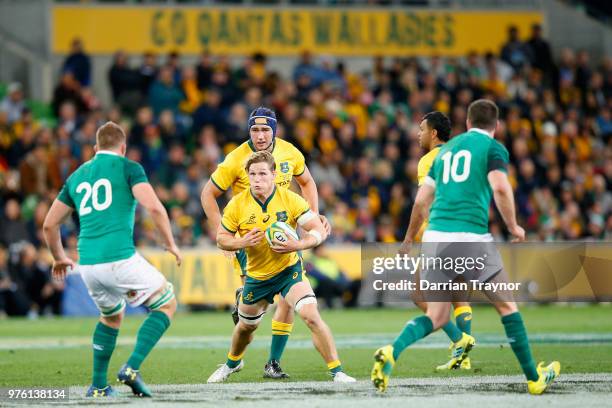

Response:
(216, 226), (263, 251)
(200, 179), (225, 233)
(132, 183), (182, 265)
(399, 183), (435, 253)
(295, 166), (331, 234)
(488, 170), (525, 242)
(216, 197), (263, 251)
(42, 199), (76, 280)
(270, 210), (327, 253)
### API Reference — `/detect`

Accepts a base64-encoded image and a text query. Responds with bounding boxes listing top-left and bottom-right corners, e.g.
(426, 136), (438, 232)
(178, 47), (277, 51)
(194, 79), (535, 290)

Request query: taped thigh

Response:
(238, 309), (266, 325)
(294, 294), (317, 312)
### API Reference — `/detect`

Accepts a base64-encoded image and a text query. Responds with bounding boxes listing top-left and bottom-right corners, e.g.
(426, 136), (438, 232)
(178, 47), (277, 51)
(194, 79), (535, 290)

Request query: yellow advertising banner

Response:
(140, 247), (361, 306)
(142, 244), (612, 306)
(52, 7), (542, 56)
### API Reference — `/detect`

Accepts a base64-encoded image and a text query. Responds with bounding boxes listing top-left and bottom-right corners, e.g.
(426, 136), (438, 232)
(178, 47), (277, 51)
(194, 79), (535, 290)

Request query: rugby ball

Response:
(265, 222), (299, 246)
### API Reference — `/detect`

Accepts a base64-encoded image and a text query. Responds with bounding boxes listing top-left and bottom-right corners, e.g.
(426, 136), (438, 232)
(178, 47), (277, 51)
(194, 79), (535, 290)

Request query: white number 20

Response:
(76, 179), (112, 216)
(440, 150), (471, 184)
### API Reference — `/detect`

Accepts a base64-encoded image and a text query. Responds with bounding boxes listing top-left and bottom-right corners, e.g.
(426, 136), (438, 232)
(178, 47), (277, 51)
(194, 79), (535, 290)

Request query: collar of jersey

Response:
(468, 128), (493, 138)
(248, 139), (276, 153)
(95, 150), (120, 157)
(250, 186), (277, 212)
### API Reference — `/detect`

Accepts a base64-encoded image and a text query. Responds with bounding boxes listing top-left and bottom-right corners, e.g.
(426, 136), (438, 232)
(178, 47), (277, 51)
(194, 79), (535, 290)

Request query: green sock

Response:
(127, 311), (171, 370)
(441, 321), (463, 343)
(501, 312), (539, 381)
(92, 322), (119, 389)
(455, 306), (473, 335)
(392, 316), (433, 361)
(269, 320), (293, 362)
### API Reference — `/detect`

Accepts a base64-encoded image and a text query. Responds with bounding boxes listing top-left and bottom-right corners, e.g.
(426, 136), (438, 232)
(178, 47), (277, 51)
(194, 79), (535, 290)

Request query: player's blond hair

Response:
(96, 121), (126, 150)
(245, 151), (276, 172)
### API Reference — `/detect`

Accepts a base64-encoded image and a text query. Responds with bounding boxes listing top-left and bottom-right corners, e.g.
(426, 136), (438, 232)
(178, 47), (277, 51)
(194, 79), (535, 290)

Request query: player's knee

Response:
(237, 320), (259, 333)
(298, 305), (323, 330)
(146, 282), (176, 316)
(101, 312), (123, 329)
(497, 301), (518, 316)
(158, 296), (177, 319)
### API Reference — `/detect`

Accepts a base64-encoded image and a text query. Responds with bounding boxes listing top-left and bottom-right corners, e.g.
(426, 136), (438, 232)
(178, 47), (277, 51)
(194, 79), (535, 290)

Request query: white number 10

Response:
(440, 150), (471, 184)
(76, 179), (112, 216)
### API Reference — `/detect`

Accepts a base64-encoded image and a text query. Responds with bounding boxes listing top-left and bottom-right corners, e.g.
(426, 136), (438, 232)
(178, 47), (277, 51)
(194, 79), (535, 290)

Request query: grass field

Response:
(1, 304), (611, 406)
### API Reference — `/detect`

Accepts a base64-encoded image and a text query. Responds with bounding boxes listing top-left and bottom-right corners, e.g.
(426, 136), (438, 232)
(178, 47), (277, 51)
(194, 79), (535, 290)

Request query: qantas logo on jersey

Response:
(276, 179), (291, 188)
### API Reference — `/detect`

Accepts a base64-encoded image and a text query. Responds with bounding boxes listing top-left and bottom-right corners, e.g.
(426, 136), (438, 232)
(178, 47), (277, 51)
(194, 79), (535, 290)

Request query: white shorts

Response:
(78, 252), (166, 316)
(422, 230), (494, 243)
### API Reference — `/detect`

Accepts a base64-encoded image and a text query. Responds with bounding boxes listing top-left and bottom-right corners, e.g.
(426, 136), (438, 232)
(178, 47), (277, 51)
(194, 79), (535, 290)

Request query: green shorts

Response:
(242, 261), (304, 305)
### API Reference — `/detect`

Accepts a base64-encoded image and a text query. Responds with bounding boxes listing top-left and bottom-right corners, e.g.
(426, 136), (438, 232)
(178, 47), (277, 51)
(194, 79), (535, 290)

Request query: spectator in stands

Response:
(0, 245), (29, 317)
(166, 50), (183, 85)
(15, 244), (62, 317)
(61, 38), (91, 87)
(500, 25), (533, 73)
(179, 66), (204, 114)
(156, 143), (187, 189)
(141, 124), (166, 174)
(148, 66), (184, 117)
(526, 24), (555, 83)
(305, 245), (360, 308)
(51, 71), (84, 117)
(139, 51), (159, 96)
(0, 199), (29, 248)
(196, 50), (213, 90)
(19, 139), (58, 197)
(108, 50), (143, 115)
(192, 87), (225, 134)
(0, 82), (25, 125)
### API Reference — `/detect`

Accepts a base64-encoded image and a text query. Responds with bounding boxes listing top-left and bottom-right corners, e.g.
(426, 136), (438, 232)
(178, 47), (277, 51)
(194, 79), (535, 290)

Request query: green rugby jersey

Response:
(425, 129), (509, 234)
(57, 151), (148, 264)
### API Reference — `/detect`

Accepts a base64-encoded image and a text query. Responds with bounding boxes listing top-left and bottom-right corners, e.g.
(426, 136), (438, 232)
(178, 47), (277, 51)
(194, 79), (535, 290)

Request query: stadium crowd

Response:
(0, 25), (611, 316)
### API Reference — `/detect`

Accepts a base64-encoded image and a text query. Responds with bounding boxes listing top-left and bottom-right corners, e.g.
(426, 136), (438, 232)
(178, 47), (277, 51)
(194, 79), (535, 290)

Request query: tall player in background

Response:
(43, 122), (182, 398)
(372, 100), (560, 394)
(201, 107), (330, 379)
(415, 112), (475, 371)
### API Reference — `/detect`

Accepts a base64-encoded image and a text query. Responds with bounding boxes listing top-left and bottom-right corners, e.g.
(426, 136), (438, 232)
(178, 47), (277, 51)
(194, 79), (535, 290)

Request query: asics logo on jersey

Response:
(262, 214), (270, 223)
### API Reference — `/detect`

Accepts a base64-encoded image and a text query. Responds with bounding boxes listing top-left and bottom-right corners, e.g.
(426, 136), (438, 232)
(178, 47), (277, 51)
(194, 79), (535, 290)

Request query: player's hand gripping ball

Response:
(265, 222), (299, 246)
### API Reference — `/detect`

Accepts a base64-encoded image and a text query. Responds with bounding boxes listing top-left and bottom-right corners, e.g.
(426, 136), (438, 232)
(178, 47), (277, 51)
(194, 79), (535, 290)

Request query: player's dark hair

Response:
(467, 99), (499, 131)
(423, 111), (451, 142)
(96, 121), (126, 149)
(245, 150), (276, 172)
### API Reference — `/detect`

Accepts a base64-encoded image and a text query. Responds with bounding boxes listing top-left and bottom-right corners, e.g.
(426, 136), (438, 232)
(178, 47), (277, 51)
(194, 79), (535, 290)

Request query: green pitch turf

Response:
(1, 304), (611, 387)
